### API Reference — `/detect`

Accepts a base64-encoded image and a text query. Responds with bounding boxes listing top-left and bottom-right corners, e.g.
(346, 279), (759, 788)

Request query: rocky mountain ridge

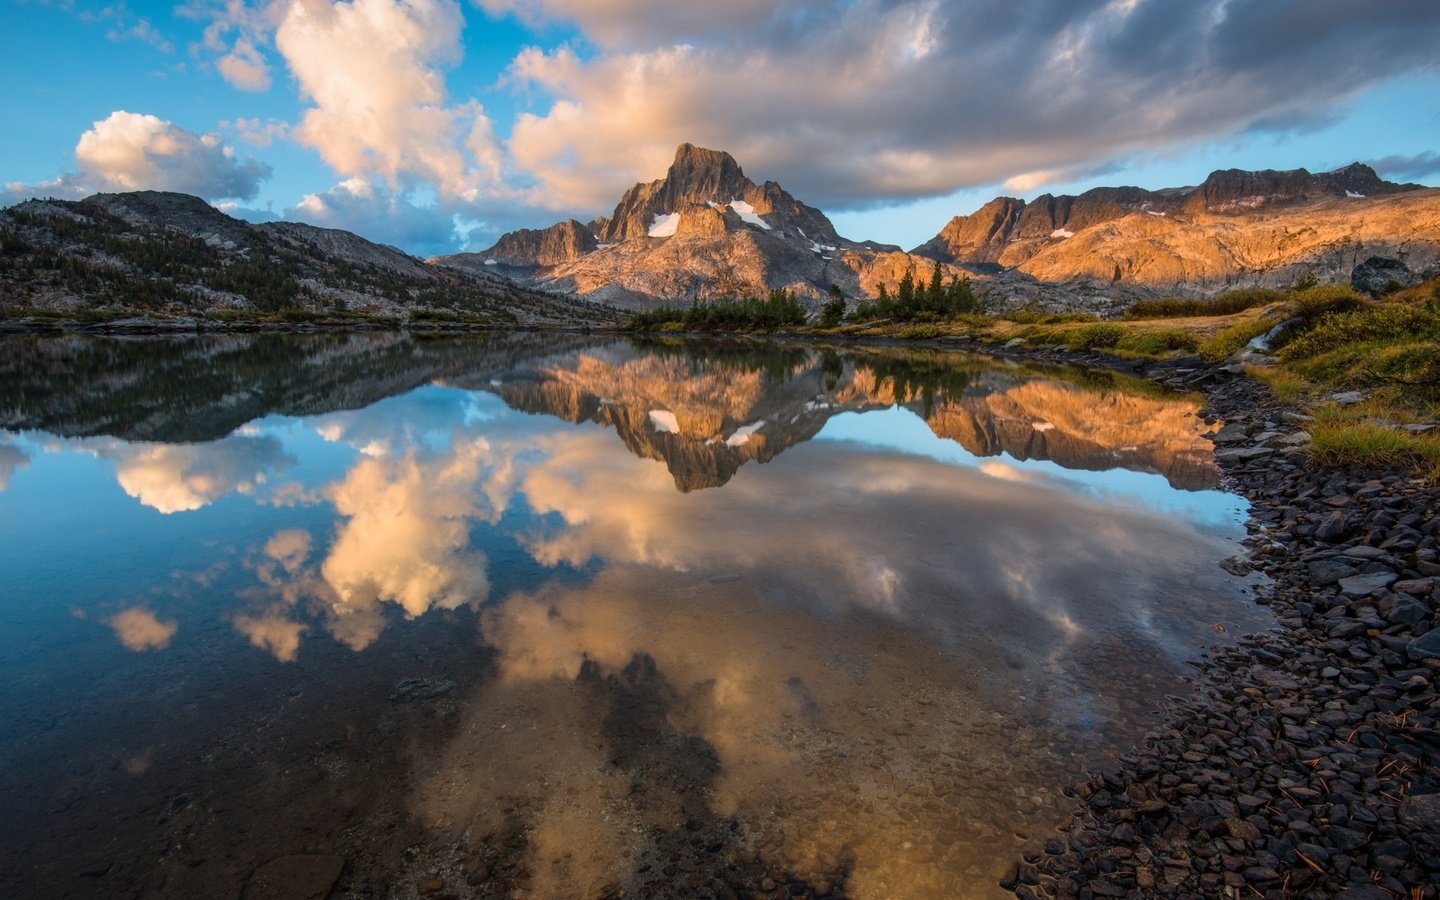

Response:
(0, 191), (623, 326)
(441, 147), (1440, 314)
(437, 143), (928, 310)
(914, 163), (1440, 293)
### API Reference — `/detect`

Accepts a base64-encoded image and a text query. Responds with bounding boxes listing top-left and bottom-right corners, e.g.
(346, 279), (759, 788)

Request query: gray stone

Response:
(1338, 571), (1396, 596)
(1308, 559), (1359, 585)
(1398, 793), (1440, 831)
(1216, 447), (1272, 462)
(1393, 578), (1435, 596)
(1330, 390), (1367, 405)
(1339, 545), (1386, 560)
(1350, 255), (1420, 296)
(1407, 628), (1440, 661)
(1220, 555), (1253, 576)
(1315, 512), (1351, 543)
(1382, 595), (1430, 627)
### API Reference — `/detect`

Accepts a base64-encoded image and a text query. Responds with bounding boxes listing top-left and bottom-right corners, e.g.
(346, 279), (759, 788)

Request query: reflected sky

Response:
(0, 335), (1266, 899)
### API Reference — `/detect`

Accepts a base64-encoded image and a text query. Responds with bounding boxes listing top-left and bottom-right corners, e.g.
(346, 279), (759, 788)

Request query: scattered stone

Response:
(390, 677), (456, 702)
(1337, 571), (1397, 596)
(1398, 794), (1440, 832)
(1407, 628), (1440, 661)
(241, 855), (345, 900)
(1219, 555), (1252, 576)
(1329, 390), (1367, 405)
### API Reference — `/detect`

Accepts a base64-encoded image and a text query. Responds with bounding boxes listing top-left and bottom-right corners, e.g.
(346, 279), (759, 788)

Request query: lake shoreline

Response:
(985, 344), (1440, 897)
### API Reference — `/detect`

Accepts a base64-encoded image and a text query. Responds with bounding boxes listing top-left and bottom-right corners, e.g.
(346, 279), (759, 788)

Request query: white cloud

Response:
(218, 36), (272, 90)
(321, 445), (492, 629)
(234, 609), (307, 661)
(73, 110), (271, 200)
(275, 0), (504, 200)
(287, 178), (467, 254)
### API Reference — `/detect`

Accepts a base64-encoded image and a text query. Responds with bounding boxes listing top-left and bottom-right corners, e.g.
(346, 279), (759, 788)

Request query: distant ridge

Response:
(438, 149), (1440, 314)
(0, 191), (623, 325)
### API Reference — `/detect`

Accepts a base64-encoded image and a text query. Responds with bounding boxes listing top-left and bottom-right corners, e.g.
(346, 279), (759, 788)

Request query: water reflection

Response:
(0, 335), (1263, 899)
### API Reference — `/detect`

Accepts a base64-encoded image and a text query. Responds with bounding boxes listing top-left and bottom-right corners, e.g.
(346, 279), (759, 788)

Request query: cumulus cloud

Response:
(497, 0), (1440, 212)
(275, 0), (503, 199)
(109, 607), (179, 651)
(287, 178), (465, 254)
(73, 111), (271, 200)
(217, 37), (273, 90)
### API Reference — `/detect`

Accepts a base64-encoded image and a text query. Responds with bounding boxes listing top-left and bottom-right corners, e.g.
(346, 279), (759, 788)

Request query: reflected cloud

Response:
(322, 448), (492, 625)
(234, 609), (307, 663)
(0, 437), (29, 491)
(516, 429), (1247, 666)
(264, 529), (312, 575)
(80, 434), (296, 514)
(109, 607), (178, 652)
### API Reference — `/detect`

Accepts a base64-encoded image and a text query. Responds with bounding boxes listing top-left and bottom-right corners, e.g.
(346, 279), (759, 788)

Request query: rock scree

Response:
(990, 345), (1440, 898)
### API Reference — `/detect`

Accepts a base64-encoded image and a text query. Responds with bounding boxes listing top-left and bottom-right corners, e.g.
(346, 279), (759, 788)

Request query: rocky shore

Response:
(995, 347), (1440, 898)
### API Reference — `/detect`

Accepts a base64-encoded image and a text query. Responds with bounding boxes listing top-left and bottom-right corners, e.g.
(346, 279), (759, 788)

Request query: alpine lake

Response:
(0, 332), (1270, 899)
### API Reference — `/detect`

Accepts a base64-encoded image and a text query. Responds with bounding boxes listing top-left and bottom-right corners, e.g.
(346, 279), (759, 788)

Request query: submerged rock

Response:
(390, 677), (456, 702)
(241, 854), (344, 900)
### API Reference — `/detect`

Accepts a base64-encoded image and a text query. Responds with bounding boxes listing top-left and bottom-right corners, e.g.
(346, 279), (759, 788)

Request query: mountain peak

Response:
(668, 143), (747, 188)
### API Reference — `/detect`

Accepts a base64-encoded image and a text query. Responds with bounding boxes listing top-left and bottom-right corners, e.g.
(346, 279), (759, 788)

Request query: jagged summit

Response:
(438, 142), (876, 306)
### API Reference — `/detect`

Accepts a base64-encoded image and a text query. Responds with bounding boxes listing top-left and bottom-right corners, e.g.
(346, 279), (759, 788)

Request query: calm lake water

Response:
(0, 333), (1267, 899)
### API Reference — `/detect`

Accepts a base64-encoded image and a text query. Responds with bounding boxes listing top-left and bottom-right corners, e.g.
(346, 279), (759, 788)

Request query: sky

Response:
(2, 0), (1439, 256)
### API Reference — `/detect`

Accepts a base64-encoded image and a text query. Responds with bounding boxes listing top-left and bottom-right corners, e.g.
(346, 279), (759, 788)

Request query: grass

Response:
(1244, 364), (1310, 404)
(1115, 328), (1199, 356)
(1123, 287), (1285, 319)
(1067, 322), (1126, 350)
(1306, 403), (1440, 479)
(1197, 318), (1271, 362)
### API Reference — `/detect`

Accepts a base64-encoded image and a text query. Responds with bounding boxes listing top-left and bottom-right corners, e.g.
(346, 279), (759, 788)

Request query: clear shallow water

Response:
(0, 333), (1267, 898)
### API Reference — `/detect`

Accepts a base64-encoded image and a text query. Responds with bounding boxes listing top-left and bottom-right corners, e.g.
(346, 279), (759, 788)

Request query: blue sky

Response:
(3, 1), (1439, 255)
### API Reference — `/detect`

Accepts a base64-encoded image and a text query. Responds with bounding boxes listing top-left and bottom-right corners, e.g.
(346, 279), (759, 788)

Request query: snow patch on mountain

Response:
(648, 213), (680, 238)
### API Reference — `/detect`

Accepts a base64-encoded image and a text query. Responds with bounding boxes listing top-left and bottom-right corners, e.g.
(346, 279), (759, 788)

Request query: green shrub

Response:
(1288, 284), (1365, 320)
(1067, 322), (1126, 350)
(1198, 319), (1271, 362)
(897, 323), (941, 340)
(1278, 302), (1440, 362)
(1123, 287), (1285, 319)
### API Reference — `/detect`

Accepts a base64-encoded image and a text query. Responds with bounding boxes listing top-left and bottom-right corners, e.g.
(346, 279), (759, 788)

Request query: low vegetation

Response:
(1122, 287), (1286, 319)
(628, 289), (808, 331)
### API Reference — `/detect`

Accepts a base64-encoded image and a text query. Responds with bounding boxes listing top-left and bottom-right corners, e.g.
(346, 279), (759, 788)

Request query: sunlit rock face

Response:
(436, 144), (960, 307)
(916, 164), (1440, 291)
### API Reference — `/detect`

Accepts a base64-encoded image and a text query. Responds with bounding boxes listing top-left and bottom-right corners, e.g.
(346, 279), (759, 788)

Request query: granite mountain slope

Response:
(437, 143), (955, 309)
(0, 192), (623, 326)
(914, 164), (1440, 293)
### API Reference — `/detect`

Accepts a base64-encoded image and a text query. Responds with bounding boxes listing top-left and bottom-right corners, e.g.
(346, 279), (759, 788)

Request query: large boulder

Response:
(1351, 256), (1421, 296)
